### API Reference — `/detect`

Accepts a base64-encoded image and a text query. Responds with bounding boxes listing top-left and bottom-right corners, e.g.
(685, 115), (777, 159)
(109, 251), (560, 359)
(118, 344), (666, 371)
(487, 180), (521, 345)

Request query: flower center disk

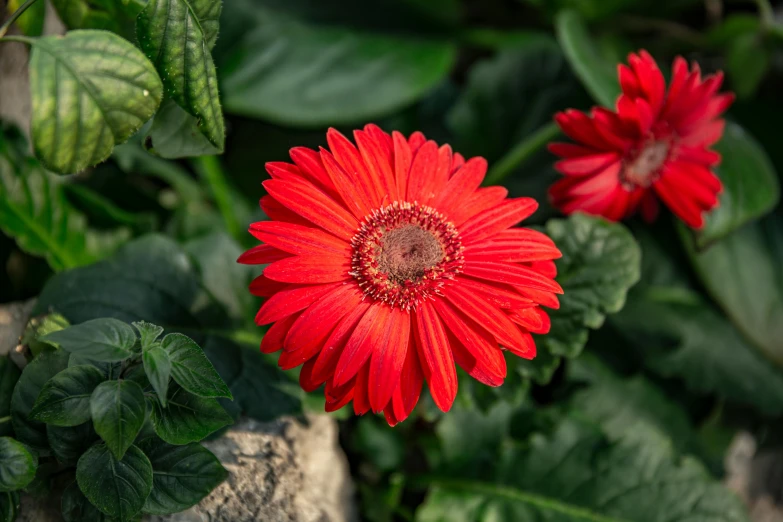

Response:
(350, 202), (464, 310)
(622, 140), (670, 188)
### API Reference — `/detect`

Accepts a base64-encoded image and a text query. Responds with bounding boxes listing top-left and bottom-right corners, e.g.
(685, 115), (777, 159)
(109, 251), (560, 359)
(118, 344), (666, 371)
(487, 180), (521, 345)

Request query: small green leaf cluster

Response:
(6, 318), (232, 522)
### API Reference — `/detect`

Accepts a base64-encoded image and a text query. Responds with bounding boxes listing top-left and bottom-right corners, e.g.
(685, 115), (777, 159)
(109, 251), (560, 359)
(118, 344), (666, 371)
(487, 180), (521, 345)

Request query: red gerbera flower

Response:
(549, 50), (735, 228)
(239, 125), (563, 426)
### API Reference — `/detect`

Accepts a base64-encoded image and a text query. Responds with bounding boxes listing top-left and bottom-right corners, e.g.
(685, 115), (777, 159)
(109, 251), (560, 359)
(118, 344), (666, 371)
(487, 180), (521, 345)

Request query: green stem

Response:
(192, 156), (243, 243)
(484, 122), (560, 185)
(753, 0), (776, 28)
(0, 0), (40, 39)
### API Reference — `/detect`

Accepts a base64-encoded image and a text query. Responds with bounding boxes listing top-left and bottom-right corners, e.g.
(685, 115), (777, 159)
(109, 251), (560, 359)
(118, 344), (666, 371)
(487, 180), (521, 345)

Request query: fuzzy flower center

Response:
(350, 202), (464, 310)
(622, 140), (670, 188)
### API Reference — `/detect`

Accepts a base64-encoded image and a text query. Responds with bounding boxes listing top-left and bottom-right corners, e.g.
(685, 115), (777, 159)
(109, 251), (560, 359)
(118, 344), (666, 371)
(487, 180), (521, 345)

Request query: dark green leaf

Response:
(352, 417), (405, 473)
(123, 365), (151, 391)
(10, 351), (70, 450)
(138, 438), (227, 515)
(555, 9), (620, 107)
(0, 125), (130, 271)
(43, 318), (136, 362)
(418, 418), (749, 522)
(0, 492), (19, 522)
(91, 381), (147, 460)
(68, 355), (123, 380)
(726, 33), (769, 99)
(219, 6), (456, 126)
(162, 333), (231, 399)
(144, 100), (221, 159)
(62, 481), (117, 522)
(0, 437), (37, 492)
(47, 422), (98, 466)
(696, 123), (779, 248)
(30, 365), (105, 426)
(142, 347), (171, 408)
(27, 30), (163, 174)
(0, 358), (20, 438)
(131, 322), (163, 352)
(532, 213), (641, 384)
(50, 0), (144, 37)
(150, 386), (232, 445)
(7, 0), (46, 36)
(137, 0), (225, 150)
(76, 444), (152, 521)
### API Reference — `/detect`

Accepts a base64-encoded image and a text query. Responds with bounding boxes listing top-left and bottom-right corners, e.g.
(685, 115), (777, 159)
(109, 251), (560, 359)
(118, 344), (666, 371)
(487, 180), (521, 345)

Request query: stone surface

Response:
(0, 299), (34, 367)
(725, 432), (783, 522)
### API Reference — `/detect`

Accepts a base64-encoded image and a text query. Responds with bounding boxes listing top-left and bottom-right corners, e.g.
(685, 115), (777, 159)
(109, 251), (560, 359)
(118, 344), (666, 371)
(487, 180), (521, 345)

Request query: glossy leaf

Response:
(43, 318), (137, 362)
(61, 481), (118, 522)
(0, 358), (20, 438)
(29, 365), (105, 426)
(10, 350), (70, 450)
(162, 333), (232, 400)
(68, 355), (123, 381)
(696, 123), (779, 248)
(149, 385), (232, 445)
(144, 99), (221, 159)
(48, 422), (99, 466)
(142, 346), (171, 408)
(139, 438), (227, 515)
(91, 381), (147, 460)
(0, 125), (130, 271)
(219, 5), (456, 126)
(555, 9), (620, 107)
(137, 0), (225, 151)
(76, 443), (152, 521)
(0, 437), (37, 492)
(27, 30), (163, 174)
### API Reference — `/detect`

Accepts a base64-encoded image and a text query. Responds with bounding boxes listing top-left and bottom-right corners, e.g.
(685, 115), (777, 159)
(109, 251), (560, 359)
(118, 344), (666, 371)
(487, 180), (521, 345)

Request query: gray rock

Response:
(0, 299), (34, 367)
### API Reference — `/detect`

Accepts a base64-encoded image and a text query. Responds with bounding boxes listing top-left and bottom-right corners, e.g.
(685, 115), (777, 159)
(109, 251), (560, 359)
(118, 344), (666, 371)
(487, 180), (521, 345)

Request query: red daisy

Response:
(549, 50), (735, 228)
(239, 125), (563, 426)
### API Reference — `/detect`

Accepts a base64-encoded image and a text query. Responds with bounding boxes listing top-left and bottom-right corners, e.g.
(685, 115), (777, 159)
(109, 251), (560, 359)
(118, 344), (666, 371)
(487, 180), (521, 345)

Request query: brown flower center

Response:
(350, 202), (464, 310)
(622, 140), (670, 188)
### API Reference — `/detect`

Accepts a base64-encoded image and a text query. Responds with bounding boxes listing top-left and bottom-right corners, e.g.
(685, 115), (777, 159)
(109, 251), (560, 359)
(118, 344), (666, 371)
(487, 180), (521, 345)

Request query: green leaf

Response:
(139, 438), (227, 515)
(34, 235), (302, 420)
(682, 211), (783, 369)
(0, 125), (130, 271)
(726, 33), (769, 99)
(219, 5), (456, 126)
(47, 422), (99, 466)
(43, 318), (137, 362)
(142, 347), (171, 408)
(0, 437), (37, 492)
(0, 358), (21, 438)
(555, 9), (620, 107)
(61, 481), (117, 522)
(144, 99), (222, 159)
(150, 385), (232, 445)
(352, 417), (405, 473)
(29, 365), (105, 426)
(529, 213), (640, 384)
(76, 443), (152, 521)
(131, 322), (163, 352)
(162, 333), (232, 399)
(0, 492), (19, 522)
(695, 123), (779, 248)
(91, 381), (147, 460)
(10, 350), (70, 451)
(50, 0), (145, 37)
(27, 30), (163, 174)
(137, 0), (225, 151)
(7, 0), (46, 36)
(68, 355), (123, 380)
(418, 418), (750, 522)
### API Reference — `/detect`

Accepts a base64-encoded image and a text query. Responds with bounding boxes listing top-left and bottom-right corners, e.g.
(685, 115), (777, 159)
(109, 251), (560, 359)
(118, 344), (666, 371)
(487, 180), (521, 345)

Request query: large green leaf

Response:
(137, 0), (225, 151)
(76, 443), (152, 521)
(0, 437), (37, 492)
(695, 123), (780, 248)
(50, 0), (145, 37)
(219, 5), (456, 126)
(34, 235), (302, 421)
(139, 438), (227, 515)
(91, 381), (147, 460)
(0, 358), (20, 438)
(555, 9), (620, 107)
(10, 350), (70, 451)
(25, 30), (163, 174)
(142, 346), (171, 408)
(0, 125), (130, 271)
(61, 481), (117, 522)
(162, 333), (232, 399)
(47, 422), (99, 466)
(149, 385), (232, 445)
(523, 213), (640, 384)
(417, 418), (749, 522)
(43, 319), (137, 363)
(144, 100), (221, 159)
(682, 210), (783, 368)
(29, 365), (106, 426)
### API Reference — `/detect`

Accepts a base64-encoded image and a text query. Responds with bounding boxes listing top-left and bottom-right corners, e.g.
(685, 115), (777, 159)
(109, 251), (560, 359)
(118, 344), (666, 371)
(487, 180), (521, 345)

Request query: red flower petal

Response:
(369, 307), (411, 413)
(460, 198), (539, 244)
(249, 221), (350, 256)
(414, 300), (457, 412)
(334, 301), (391, 386)
(237, 244), (291, 265)
(263, 256), (350, 284)
(255, 283), (340, 325)
(462, 260), (563, 294)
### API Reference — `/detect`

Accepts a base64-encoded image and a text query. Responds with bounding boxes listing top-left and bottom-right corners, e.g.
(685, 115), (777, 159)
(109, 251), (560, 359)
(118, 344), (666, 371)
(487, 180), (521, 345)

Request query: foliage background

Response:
(3, 0), (783, 520)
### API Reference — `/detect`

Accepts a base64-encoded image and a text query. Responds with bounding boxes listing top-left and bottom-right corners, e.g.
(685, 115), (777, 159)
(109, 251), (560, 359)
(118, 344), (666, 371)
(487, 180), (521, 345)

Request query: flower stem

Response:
(0, 0), (40, 39)
(753, 0), (776, 28)
(484, 122), (560, 186)
(192, 156), (243, 243)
